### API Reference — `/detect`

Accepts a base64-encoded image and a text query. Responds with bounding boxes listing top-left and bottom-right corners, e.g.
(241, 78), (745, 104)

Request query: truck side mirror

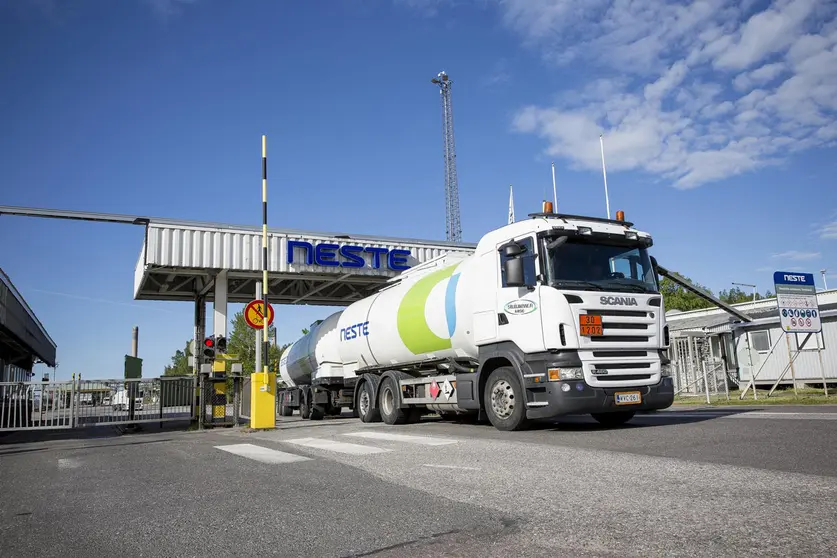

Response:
(503, 243), (526, 287)
(650, 256), (661, 283)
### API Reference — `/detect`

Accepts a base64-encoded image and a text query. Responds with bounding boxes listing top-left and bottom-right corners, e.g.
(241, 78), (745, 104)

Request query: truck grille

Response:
(575, 304), (661, 387)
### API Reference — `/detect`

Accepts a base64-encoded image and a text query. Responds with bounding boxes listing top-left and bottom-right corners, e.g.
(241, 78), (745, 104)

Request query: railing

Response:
(0, 376), (197, 432)
(0, 380), (75, 431)
(74, 377), (195, 427)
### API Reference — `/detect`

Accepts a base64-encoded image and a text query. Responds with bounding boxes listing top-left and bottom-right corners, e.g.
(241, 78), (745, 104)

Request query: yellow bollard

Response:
(250, 372), (276, 429)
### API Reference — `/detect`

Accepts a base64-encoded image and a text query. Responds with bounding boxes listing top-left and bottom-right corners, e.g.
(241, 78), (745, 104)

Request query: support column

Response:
(213, 270), (228, 338)
(193, 295), (206, 376)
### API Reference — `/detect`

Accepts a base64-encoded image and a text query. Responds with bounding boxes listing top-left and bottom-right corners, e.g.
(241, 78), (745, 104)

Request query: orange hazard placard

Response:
(244, 299), (275, 329)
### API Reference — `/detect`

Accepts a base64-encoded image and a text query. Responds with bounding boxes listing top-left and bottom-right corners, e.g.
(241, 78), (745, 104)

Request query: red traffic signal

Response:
(202, 336), (216, 359)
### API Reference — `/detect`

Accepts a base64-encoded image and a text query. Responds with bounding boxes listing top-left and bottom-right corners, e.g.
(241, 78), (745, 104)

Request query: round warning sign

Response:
(791, 318), (797, 327)
(244, 299), (275, 329)
(806, 318), (812, 327)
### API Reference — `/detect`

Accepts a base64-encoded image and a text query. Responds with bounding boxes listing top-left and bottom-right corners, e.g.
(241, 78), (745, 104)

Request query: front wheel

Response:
(483, 367), (530, 431)
(590, 411), (635, 427)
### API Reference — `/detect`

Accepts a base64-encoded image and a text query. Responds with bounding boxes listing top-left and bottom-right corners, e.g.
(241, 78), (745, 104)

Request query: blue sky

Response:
(1, 0), (835, 380)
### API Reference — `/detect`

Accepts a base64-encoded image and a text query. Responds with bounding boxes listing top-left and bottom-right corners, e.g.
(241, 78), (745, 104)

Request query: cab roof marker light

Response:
(577, 226), (592, 235)
(625, 231), (638, 240)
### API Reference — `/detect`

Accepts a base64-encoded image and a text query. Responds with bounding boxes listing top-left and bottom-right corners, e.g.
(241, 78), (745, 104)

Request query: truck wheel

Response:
(484, 367), (530, 431)
(309, 406), (324, 420)
(590, 411), (635, 427)
(300, 398), (310, 419)
(356, 380), (381, 423)
(379, 377), (409, 425)
(279, 404), (293, 417)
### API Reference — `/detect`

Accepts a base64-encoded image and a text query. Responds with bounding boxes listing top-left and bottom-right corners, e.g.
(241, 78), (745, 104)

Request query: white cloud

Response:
(499, 0), (837, 188)
(771, 250), (821, 260)
(820, 221), (837, 239)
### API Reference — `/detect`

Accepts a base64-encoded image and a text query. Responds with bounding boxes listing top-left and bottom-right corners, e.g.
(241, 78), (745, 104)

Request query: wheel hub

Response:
(359, 389), (370, 416)
(490, 379), (515, 419)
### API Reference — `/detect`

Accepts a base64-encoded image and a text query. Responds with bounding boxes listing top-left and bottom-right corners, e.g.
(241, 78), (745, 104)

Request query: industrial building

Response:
(666, 289), (837, 388)
(0, 267), (56, 382)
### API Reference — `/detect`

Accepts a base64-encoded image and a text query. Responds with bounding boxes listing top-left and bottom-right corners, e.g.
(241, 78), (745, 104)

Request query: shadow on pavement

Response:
(0, 419), (195, 447)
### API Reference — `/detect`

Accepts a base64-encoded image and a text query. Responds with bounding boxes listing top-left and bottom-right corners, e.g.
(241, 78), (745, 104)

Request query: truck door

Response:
(495, 235), (546, 354)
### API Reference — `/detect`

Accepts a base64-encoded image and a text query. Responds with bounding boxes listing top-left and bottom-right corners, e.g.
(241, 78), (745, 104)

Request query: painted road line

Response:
(284, 437), (391, 455)
(57, 458), (81, 470)
(640, 412), (837, 421)
(343, 431), (458, 446)
(422, 464), (480, 471)
(214, 443), (311, 464)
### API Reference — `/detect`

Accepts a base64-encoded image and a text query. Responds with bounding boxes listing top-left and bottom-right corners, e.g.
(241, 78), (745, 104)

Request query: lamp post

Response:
(821, 269), (829, 291)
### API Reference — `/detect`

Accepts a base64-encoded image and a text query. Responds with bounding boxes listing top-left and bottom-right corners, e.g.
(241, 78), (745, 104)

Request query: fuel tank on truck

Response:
(336, 253), (478, 374)
(278, 310), (343, 387)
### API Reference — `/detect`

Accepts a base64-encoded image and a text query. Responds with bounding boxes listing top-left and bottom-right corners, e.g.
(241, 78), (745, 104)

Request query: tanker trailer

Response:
(280, 208), (675, 431)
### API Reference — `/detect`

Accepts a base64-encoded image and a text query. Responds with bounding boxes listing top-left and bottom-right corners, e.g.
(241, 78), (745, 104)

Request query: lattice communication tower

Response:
(431, 71), (462, 242)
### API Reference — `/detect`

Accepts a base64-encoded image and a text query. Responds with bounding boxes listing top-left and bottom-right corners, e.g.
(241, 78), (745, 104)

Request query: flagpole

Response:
(551, 162), (558, 211)
(599, 134), (611, 219)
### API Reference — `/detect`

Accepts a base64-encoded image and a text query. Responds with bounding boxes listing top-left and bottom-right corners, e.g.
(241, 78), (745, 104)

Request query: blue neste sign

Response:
(287, 240), (411, 271)
(340, 321), (369, 341)
(773, 271), (815, 286)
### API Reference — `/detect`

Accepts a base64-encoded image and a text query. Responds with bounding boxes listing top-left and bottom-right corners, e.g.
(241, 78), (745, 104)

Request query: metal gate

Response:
(0, 376), (196, 432)
(0, 380), (75, 431)
(670, 335), (730, 402)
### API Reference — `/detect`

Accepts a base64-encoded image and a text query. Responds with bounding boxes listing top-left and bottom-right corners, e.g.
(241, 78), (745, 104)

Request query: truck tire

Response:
(484, 367), (530, 431)
(378, 376), (410, 425)
(279, 404), (293, 417)
(356, 379), (381, 423)
(591, 411), (635, 427)
(299, 397), (311, 419)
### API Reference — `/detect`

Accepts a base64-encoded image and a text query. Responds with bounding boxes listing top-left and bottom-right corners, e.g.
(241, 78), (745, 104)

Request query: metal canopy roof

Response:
(134, 222), (477, 306)
(0, 267), (57, 367)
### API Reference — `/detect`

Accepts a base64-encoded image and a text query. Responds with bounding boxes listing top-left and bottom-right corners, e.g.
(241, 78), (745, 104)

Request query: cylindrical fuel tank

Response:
(336, 253), (478, 369)
(278, 310), (343, 387)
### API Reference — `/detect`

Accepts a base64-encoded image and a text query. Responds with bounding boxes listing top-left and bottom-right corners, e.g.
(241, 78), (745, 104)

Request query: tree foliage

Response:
(661, 274), (775, 312)
(161, 310), (296, 377)
(163, 341), (192, 376)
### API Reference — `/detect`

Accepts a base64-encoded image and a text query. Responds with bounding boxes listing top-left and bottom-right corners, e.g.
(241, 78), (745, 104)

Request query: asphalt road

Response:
(2, 406), (836, 557)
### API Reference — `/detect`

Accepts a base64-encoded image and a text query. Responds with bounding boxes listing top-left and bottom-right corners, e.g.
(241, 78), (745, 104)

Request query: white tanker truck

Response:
(278, 208), (674, 431)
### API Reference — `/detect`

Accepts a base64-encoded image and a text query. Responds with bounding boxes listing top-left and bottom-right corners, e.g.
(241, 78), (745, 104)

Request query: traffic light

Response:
(202, 336), (216, 360)
(216, 335), (227, 354)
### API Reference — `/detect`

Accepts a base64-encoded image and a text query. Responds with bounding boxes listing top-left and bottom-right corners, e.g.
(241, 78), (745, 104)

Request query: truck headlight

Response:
(547, 367), (584, 381)
(660, 364), (672, 377)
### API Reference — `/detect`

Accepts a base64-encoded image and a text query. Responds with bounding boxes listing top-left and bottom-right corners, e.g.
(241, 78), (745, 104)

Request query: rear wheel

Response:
(483, 367), (529, 431)
(299, 393), (310, 419)
(379, 377), (410, 425)
(279, 404), (293, 417)
(591, 411), (635, 427)
(356, 380), (381, 423)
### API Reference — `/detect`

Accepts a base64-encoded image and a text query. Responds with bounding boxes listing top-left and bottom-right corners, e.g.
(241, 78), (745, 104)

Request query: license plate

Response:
(579, 314), (603, 336)
(615, 391), (641, 405)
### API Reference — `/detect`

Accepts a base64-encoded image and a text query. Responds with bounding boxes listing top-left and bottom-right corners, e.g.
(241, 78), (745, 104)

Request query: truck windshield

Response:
(543, 236), (658, 294)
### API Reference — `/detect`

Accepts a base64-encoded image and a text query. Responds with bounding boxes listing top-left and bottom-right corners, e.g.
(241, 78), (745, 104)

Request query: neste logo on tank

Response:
(287, 240), (411, 271)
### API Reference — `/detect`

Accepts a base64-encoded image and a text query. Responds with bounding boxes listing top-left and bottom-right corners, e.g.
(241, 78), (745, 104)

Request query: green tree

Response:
(659, 275), (716, 312)
(163, 340), (192, 376)
(226, 310), (290, 375)
(718, 287), (774, 304)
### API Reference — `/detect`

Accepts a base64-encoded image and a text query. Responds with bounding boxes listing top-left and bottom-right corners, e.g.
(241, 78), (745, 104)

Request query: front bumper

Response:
(520, 351), (674, 419)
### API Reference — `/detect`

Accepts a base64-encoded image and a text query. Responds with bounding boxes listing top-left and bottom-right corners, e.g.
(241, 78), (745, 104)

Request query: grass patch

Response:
(674, 387), (835, 406)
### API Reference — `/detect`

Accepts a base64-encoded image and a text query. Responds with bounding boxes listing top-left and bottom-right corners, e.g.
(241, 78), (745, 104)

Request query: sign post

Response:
(772, 271), (823, 396)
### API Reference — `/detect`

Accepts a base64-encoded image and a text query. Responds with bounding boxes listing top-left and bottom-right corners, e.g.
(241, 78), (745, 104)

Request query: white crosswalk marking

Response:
(343, 431), (458, 446)
(214, 443), (311, 464)
(284, 437), (391, 455)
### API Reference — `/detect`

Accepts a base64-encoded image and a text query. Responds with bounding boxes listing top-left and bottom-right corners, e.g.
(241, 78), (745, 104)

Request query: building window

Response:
(750, 330), (771, 353)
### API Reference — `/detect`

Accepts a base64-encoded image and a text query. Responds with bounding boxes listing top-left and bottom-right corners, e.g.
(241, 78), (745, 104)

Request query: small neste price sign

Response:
(773, 271), (821, 334)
